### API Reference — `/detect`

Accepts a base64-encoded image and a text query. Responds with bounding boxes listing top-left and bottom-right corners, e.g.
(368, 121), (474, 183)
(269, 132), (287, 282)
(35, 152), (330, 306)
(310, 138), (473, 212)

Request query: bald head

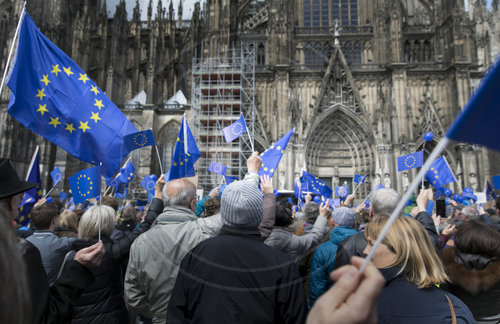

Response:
(162, 179), (197, 209)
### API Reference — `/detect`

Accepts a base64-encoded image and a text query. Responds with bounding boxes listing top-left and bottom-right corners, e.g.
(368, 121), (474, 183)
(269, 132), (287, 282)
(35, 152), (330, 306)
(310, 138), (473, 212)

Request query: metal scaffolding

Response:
(191, 42), (256, 192)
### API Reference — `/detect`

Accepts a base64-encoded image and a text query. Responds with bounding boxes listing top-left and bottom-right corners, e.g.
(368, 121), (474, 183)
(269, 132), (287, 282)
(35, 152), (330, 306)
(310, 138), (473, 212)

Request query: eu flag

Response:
(222, 113), (247, 143)
(425, 156), (456, 188)
(117, 161), (135, 184)
(124, 130), (156, 151)
(59, 191), (68, 202)
(336, 186), (350, 199)
(446, 58), (500, 151)
(224, 175), (239, 184)
(140, 174), (157, 197)
(300, 171), (333, 198)
(485, 181), (497, 201)
(397, 151), (424, 172)
(68, 166), (101, 204)
(136, 199), (148, 211)
(168, 115), (201, 181)
(7, 13), (137, 178)
(493, 175), (500, 190)
(107, 177), (120, 188)
(259, 128), (294, 177)
(354, 174), (367, 184)
(208, 161), (227, 175)
(50, 166), (62, 186)
(17, 149), (42, 226)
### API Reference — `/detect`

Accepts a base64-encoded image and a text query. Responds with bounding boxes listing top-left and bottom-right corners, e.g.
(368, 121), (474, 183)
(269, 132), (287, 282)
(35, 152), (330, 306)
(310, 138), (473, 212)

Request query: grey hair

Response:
(162, 180), (197, 208)
(370, 188), (401, 218)
(78, 205), (115, 240)
(461, 206), (479, 221)
(303, 202), (320, 223)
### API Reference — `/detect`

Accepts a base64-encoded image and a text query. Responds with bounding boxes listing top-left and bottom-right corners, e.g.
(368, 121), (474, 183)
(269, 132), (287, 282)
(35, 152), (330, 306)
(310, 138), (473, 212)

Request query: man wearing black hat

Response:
(0, 158), (105, 323)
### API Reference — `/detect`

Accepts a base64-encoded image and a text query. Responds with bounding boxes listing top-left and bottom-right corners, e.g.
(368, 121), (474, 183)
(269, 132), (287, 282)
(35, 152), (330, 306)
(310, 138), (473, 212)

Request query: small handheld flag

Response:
(168, 114), (201, 181)
(68, 166), (101, 204)
(124, 130), (156, 151)
(59, 191), (68, 202)
(300, 171), (333, 198)
(50, 167), (63, 185)
(140, 174), (157, 201)
(492, 175), (500, 190)
(424, 156), (456, 189)
(224, 175), (239, 185)
(259, 128), (294, 178)
(354, 174), (367, 184)
(223, 114), (247, 143)
(117, 161), (135, 184)
(397, 151), (424, 172)
(336, 186), (350, 199)
(208, 161), (227, 175)
(485, 181), (498, 201)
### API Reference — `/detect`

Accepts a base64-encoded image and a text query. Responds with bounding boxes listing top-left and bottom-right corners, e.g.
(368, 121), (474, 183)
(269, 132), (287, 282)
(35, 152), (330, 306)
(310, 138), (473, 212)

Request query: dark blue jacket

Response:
(309, 226), (358, 306)
(378, 267), (475, 323)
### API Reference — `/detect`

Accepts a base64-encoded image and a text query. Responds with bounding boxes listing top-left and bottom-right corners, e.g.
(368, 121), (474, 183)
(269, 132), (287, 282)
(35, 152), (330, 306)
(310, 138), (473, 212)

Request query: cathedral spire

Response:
(147, 0), (153, 27)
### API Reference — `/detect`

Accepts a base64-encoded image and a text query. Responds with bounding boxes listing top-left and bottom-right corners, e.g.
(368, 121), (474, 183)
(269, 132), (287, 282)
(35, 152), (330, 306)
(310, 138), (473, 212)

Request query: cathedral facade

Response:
(0, 0), (499, 198)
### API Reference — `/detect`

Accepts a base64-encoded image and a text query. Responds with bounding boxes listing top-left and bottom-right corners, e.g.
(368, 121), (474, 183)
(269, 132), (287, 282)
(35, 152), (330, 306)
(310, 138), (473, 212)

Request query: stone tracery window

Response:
(303, 0), (358, 27)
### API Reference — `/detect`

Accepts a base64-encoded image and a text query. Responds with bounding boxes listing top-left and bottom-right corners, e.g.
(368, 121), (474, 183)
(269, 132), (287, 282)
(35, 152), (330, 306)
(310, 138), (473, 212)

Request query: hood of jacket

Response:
(154, 205), (196, 225)
(442, 247), (500, 295)
(329, 226), (358, 245)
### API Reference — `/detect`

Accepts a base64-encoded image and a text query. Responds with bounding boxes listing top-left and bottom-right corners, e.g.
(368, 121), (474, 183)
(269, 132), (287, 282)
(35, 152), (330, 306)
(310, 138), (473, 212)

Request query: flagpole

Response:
(360, 137), (449, 274)
(43, 185), (56, 199)
(155, 145), (164, 174)
(352, 182), (362, 195)
(421, 143), (426, 189)
(26, 145), (39, 181)
(0, 4), (25, 97)
(98, 163), (103, 241)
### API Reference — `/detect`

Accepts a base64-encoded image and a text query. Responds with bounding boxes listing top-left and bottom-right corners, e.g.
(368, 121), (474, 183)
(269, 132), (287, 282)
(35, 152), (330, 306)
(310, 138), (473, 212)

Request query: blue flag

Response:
(354, 174), (367, 184)
(222, 113), (247, 143)
(397, 151), (424, 172)
(50, 166), (63, 186)
(17, 149), (42, 226)
(493, 175), (500, 190)
(140, 174), (157, 199)
(446, 58), (500, 151)
(372, 183), (385, 191)
(485, 181), (497, 201)
(117, 161), (135, 184)
(59, 191), (68, 202)
(68, 166), (101, 204)
(107, 177), (120, 188)
(7, 13), (137, 178)
(136, 199), (148, 211)
(294, 180), (300, 199)
(124, 130), (156, 151)
(224, 175), (239, 185)
(336, 186), (350, 199)
(208, 161), (227, 175)
(115, 189), (127, 199)
(300, 171), (333, 198)
(425, 156), (456, 189)
(259, 128), (295, 177)
(168, 115), (201, 181)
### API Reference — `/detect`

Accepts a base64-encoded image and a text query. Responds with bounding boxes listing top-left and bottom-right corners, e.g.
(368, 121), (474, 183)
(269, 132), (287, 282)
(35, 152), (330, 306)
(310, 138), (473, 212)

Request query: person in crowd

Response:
(440, 205), (486, 248)
(117, 205), (139, 232)
(196, 186), (220, 216)
(307, 256), (385, 324)
(309, 207), (358, 306)
(125, 152), (275, 323)
(0, 157), (105, 323)
(364, 216), (474, 323)
(203, 197), (220, 217)
(441, 221), (500, 322)
(335, 188), (440, 269)
(101, 196), (120, 212)
(68, 175), (165, 324)
(54, 209), (79, 238)
(264, 200), (329, 262)
(166, 179), (308, 323)
(26, 200), (77, 286)
(295, 198), (322, 236)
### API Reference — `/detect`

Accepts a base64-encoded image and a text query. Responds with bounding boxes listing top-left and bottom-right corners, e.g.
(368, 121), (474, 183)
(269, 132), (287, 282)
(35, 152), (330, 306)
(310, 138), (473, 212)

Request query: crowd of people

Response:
(1, 152), (499, 323)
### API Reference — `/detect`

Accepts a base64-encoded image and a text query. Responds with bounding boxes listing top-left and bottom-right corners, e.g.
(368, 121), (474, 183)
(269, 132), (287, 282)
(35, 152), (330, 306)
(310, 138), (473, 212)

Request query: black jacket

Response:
(378, 267), (475, 323)
(70, 198), (163, 324)
(441, 247), (500, 321)
(166, 225), (308, 324)
(335, 212), (440, 269)
(19, 239), (94, 324)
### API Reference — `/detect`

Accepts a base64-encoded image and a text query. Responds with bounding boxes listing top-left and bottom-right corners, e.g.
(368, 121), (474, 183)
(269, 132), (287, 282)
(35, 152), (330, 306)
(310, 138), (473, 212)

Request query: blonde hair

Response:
(78, 205), (115, 240)
(58, 210), (79, 234)
(365, 216), (448, 288)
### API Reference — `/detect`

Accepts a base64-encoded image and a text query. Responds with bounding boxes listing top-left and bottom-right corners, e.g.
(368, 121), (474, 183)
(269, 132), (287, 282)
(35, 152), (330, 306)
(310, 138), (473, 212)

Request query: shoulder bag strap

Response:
(445, 294), (457, 324)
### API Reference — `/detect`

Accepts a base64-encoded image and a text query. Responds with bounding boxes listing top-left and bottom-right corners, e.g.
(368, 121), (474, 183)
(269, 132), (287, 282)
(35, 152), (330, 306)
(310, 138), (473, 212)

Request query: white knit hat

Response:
(221, 180), (263, 227)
